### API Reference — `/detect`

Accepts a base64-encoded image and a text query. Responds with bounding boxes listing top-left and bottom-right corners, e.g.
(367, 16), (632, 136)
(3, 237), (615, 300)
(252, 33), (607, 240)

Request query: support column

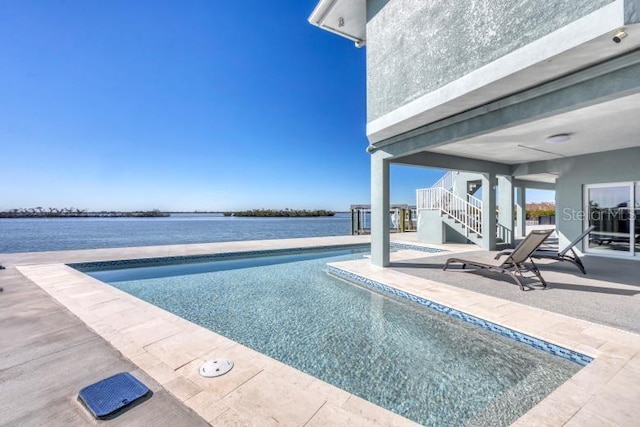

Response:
(350, 208), (355, 235)
(515, 186), (526, 238)
(497, 176), (514, 247)
(481, 172), (497, 250)
(371, 151), (391, 267)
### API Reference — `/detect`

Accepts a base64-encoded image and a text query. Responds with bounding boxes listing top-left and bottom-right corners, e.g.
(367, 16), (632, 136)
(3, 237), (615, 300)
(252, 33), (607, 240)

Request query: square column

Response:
(497, 176), (514, 247)
(371, 151), (390, 267)
(515, 186), (526, 238)
(481, 172), (497, 250)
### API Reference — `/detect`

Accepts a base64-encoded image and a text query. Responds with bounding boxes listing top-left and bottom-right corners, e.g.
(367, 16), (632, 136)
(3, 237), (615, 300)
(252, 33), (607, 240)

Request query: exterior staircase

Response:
(417, 171), (512, 249)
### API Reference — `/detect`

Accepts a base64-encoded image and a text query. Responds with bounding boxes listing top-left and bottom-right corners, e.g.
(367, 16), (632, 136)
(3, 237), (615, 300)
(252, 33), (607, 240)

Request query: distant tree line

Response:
(222, 209), (335, 217)
(526, 202), (555, 219)
(0, 207), (169, 218)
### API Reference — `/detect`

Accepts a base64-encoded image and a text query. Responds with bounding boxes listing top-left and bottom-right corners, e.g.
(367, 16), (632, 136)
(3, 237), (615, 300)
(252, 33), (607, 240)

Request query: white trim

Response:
(308, 0), (366, 44)
(367, 0), (627, 143)
(308, 0), (336, 24)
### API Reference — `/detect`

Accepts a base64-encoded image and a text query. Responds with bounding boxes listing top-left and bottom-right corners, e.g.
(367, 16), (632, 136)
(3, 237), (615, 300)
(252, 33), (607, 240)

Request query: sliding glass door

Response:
(636, 184), (640, 254)
(585, 183), (635, 256)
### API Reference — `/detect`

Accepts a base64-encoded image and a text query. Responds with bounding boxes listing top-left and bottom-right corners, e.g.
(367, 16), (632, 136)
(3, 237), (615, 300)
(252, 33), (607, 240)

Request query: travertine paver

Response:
(185, 391), (231, 423)
(0, 266), (209, 427)
(144, 328), (223, 370)
(163, 376), (203, 401)
(306, 377), (352, 406)
(306, 402), (388, 427)
(341, 395), (420, 426)
(220, 370), (327, 425)
(12, 233), (638, 426)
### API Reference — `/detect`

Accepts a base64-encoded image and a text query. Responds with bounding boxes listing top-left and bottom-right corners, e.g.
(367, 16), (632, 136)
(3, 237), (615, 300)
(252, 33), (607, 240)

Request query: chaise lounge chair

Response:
(495, 225), (595, 274)
(443, 229), (554, 291)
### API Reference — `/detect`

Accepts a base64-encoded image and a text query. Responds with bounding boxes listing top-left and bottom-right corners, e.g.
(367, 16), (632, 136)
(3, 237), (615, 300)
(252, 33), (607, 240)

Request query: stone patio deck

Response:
(2, 234), (639, 426)
(0, 266), (209, 426)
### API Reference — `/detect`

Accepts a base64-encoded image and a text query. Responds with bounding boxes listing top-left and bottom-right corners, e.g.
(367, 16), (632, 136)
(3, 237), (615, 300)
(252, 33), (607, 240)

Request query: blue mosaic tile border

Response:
(327, 266), (593, 367)
(69, 243), (375, 272)
(70, 242), (445, 272)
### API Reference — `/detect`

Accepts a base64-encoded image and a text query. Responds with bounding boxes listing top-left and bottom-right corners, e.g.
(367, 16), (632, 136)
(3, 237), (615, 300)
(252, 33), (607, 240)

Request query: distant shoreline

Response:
(223, 209), (335, 218)
(0, 209), (343, 219)
(0, 210), (169, 218)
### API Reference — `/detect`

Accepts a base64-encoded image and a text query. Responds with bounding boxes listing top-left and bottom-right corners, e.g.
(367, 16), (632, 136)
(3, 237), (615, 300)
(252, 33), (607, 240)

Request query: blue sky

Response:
(0, 1), (552, 211)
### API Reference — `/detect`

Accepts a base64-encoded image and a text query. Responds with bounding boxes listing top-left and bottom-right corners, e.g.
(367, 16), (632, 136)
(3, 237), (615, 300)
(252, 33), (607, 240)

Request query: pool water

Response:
(87, 248), (581, 426)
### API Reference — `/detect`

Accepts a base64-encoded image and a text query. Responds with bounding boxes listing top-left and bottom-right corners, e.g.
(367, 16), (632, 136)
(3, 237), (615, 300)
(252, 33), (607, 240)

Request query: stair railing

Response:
(431, 171), (456, 191)
(496, 223), (512, 243)
(417, 187), (483, 236)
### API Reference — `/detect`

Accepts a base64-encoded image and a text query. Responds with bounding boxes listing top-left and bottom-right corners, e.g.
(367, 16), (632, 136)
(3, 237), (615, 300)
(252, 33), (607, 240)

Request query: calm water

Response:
(87, 248), (581, 426)
(0, 213), (352, 253)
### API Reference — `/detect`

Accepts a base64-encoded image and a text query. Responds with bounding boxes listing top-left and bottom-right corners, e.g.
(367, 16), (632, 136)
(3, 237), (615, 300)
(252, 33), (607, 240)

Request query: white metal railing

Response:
(468, 193), (482, 210)
(496, 223), (512, 243)
(417, 187), (482, 236)
(431, 171), (456, 191)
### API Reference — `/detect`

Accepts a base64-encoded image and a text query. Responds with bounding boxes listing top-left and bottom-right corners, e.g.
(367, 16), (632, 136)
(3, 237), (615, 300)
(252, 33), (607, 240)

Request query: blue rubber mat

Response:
(78, 372), (150, 419)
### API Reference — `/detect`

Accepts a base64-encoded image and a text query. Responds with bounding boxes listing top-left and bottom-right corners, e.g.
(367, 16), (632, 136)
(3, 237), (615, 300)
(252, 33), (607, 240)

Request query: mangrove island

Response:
(0, 208), (170, 218)
(222, 209), (335, 217)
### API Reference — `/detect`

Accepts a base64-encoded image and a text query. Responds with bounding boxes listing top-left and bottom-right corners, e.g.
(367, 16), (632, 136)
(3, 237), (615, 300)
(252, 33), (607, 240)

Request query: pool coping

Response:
(327, 266), (593, 367)
(327, 256), (640, 427)
(12, 235), (640, 426)
(67, 241), (443, 272)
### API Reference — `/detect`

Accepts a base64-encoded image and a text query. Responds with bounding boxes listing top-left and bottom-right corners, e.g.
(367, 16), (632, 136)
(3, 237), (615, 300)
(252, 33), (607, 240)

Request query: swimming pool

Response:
(79, 245), (584, 426)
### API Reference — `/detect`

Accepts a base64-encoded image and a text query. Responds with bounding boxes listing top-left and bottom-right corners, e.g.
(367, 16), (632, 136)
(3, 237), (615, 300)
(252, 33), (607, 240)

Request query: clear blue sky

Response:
(0, 1), (552, 211)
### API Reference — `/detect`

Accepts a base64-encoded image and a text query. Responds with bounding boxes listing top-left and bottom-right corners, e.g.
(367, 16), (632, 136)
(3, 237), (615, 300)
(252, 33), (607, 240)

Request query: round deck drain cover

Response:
(199, 359), (233, 378)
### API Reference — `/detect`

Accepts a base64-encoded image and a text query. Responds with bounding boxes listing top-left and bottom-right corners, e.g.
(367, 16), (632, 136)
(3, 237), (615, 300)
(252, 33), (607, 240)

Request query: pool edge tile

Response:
(326, 265), (593, 366)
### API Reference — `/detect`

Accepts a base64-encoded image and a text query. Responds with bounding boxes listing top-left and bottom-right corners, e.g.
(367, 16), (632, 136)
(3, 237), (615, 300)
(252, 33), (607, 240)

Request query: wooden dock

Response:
(349, 204), (417, 235)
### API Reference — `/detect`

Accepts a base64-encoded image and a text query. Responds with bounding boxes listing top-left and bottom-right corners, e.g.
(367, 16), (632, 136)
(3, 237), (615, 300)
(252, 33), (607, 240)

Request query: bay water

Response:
(0, 213), (353, 253)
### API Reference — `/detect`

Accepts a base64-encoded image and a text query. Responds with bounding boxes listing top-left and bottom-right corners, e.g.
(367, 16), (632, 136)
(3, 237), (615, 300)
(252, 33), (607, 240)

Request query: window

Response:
(585, 183), (637, 256)
(636, 183), (640, 254)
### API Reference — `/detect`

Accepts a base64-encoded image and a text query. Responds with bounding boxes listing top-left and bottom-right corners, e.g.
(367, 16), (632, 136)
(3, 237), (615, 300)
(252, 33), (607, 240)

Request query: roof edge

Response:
(308, 0), (366, 46)
(308, 0), (336, 27)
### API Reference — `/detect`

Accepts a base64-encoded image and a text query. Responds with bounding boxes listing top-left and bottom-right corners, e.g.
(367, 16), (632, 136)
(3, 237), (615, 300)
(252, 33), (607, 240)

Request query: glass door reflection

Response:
(587, 185), (632, 253)
(636, 184), (640, 254)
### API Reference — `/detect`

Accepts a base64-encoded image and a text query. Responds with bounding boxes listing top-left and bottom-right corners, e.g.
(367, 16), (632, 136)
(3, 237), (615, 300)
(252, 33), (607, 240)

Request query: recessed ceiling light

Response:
(545, 134), (571, 144)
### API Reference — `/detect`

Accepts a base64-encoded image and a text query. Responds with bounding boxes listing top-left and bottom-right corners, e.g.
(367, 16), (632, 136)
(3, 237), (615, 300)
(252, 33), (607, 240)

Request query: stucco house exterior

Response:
(310, 0), (640, 265)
